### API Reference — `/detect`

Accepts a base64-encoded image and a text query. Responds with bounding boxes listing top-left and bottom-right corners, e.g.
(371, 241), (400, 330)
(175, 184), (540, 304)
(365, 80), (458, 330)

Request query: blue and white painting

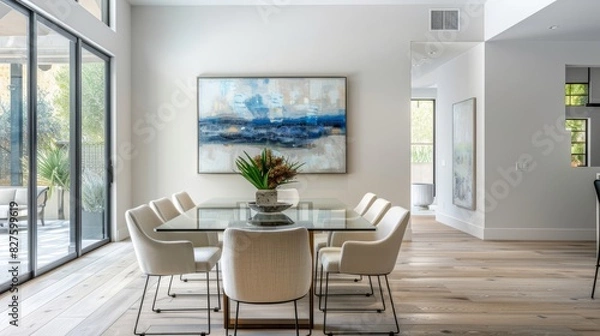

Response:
(198, 77), (347, 173)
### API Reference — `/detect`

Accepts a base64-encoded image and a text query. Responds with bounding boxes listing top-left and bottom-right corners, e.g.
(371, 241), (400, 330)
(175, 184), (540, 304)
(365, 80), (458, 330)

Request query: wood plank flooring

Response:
(0, 216), (599, 336)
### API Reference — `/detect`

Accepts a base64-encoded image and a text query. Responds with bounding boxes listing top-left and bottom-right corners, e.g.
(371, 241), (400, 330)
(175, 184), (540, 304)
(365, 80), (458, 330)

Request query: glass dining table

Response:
(154, 197), (376, 330)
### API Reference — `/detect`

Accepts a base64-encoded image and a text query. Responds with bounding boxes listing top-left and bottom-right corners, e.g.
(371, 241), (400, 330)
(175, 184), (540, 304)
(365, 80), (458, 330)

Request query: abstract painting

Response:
(452, 97), (476, 210)
(197, 77), (347, 173)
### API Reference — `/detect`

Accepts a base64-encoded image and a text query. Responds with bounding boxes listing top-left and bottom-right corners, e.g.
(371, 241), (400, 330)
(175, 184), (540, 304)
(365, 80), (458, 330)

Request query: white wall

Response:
(130, 5), (484, 215)
(433, 43), (485, 238)
(484, 41), (600, 240)
(411, 88), (437, 99)
(24, 0), (132, 241)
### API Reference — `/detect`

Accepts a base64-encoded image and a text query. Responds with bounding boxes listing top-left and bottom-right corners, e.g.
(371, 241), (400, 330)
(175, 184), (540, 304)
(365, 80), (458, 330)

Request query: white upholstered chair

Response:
(149, 196), (222, 310)
(314, 195), (389, 288)
(172, 191), (196, 213)
(221, 227), (312, 336)
(328, 197), (392, 247)
(149, 197), (181, 222)
(313, 192), (378, 254)
(172, 191), (221, 247)
(354, 192), (377, 216)
(126, 204), (220, 336)
(319, 206), (410, 335)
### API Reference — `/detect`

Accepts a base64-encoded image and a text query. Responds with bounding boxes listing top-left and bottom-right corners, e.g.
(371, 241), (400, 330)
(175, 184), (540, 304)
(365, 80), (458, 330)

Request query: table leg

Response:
(309, 231), (315, 329)
(223, 292), (229, 329)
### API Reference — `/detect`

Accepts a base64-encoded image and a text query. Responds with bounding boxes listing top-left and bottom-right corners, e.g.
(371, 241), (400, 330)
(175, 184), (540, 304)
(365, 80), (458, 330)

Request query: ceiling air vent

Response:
(430, 9), (460, 31)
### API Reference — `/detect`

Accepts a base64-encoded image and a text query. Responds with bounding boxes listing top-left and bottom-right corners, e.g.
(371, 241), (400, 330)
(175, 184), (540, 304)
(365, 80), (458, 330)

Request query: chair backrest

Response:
(150, 197), (181, 222)
(125, 204), (195, 275)
(36, 186), (49, 208)
(362, 198), (391, 225)
(221, 227), (311, 303)
(150, 198), (217, 247)
(353, 192), (377, 216)
(340, 206), (410, 275)
(172, 191), (196, 213)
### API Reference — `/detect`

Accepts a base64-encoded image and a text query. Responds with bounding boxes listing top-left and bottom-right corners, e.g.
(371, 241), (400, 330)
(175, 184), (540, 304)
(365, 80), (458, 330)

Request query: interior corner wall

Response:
(434, 43), (485, 239)
(130, 5), (483, 211)
(484, 0), (556, 40)
(24, 0), (133, 241)
(484, 41), (600, 240)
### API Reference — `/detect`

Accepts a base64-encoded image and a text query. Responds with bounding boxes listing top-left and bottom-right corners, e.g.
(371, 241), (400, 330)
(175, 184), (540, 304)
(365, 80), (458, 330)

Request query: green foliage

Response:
(411, 100), (434, 143)
(82, 170), (105, 213)
(565, 84), (589, 106)
(0, 90), (62, 153)
(235, 148), (304, 190)
(54, 62), (106, 143)
(411, 145), (434, 163)
(236, 151), (270, 189)
(37, 144), (70, 197)
(411, 100), (435, 164)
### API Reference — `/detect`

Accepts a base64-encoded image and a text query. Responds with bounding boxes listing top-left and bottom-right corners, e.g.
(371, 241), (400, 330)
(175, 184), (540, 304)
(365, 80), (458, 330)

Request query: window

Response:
(566, 119), (588, 167)
(565, 83), (588, 106)
(76, 0), (109, 25)
(411, 99), (435, 184)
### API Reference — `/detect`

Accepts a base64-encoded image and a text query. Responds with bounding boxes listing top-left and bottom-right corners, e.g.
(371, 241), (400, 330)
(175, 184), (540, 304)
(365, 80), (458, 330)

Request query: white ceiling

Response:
(127, 0), (486, 5)
(491, 0), (600, 42)
(411, 42), (480, 88)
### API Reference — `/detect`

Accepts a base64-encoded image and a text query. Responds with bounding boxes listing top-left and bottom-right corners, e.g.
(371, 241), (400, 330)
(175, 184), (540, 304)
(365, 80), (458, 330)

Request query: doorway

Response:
(411, 99), (435, 214)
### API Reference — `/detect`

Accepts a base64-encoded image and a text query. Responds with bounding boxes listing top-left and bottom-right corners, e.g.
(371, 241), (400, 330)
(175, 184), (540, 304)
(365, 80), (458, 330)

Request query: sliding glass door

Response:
(0, 0), (111, 291)
(0, 1), (31, 284)
(80, 45), (109, 249)
(35, 18), (77, 269)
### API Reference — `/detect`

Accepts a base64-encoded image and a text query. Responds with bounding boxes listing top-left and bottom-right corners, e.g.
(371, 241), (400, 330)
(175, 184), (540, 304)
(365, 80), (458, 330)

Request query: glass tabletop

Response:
(155, 198), (376, 232)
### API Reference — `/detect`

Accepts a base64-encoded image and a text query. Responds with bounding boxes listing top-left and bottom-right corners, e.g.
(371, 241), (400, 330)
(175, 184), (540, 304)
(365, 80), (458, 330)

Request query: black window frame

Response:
(566, 118), (588, 167)
(565, 83), (589, 106)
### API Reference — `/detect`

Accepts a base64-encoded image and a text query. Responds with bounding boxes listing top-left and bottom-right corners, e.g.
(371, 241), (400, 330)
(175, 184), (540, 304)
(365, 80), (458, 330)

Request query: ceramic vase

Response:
(255, 189), (277, 206)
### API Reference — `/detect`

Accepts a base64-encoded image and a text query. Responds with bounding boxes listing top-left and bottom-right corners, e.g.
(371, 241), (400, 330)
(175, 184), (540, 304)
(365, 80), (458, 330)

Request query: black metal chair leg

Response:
(593, 246), (600, 298)
(294, 300), (300, 336)
(367, 276), (375, 296)
(151, 276), (163, 312)
(318, 265), (325, 310)
(385, 275), (400, 334)
(323, 273), (331, 334)
(133, 275), (151, 335)
(215, 262), (222, 311)
(376, 276), (387, 313)
(225, 298), (230, 336)
(167, 275), (176, 297)
(234, 301), (240, 336)
(167, 266), (221, 311)
(205, 271), (211, 335)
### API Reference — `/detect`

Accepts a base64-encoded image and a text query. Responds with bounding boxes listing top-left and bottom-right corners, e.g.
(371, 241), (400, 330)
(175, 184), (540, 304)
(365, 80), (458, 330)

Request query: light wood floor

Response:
(1, 216), (599, 336)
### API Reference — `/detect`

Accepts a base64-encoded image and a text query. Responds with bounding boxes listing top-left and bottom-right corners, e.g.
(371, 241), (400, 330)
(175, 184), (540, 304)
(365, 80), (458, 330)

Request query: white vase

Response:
(411, 183), (434, 209)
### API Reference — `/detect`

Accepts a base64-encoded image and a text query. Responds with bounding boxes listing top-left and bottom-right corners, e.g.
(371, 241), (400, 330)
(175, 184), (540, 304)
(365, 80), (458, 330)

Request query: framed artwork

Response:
(452, 97), (476, 210)
(197, 77), (347, 173)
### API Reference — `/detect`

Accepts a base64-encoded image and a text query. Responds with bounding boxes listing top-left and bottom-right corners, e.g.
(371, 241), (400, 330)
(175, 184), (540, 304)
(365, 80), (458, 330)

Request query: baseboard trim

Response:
(483, 227), (595, 241)
(435, 212), (594, 241)
(436, 212), (484, 239)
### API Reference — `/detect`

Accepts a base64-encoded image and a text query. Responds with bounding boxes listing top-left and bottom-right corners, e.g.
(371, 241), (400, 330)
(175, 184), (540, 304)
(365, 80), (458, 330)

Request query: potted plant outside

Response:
(37, 144), (70, 220)
(81, 170), (105, 240)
